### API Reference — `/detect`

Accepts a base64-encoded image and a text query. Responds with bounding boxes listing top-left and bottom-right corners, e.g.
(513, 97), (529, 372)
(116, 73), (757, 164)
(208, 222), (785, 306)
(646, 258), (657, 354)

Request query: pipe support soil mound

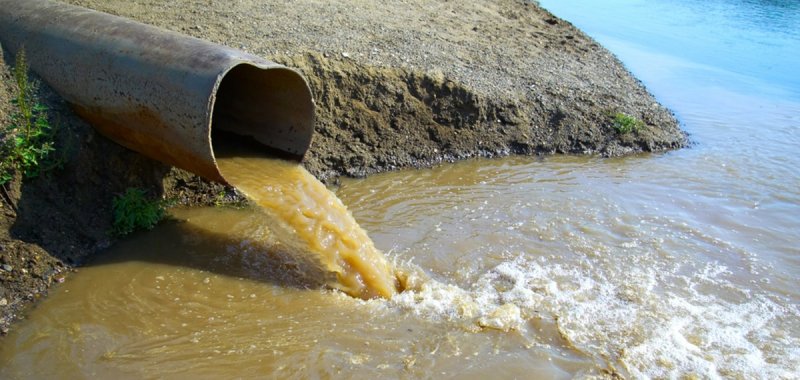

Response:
(0, 0), (315, 183)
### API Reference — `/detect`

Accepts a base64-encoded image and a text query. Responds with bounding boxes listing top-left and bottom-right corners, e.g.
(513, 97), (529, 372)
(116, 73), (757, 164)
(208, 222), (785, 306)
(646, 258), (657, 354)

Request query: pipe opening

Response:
(211, 64), (314, 162)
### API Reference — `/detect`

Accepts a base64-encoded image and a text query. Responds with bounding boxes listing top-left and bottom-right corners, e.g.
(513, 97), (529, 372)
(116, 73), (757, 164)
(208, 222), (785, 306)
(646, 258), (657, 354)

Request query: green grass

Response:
(112, 188), (165, 236)
(0, 49), (56, 184)
(611, 112), (644, 135)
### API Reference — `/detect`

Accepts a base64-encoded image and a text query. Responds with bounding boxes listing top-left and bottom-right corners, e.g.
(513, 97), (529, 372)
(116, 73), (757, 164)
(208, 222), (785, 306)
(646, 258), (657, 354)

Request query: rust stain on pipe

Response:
(0, 0), (315, 184)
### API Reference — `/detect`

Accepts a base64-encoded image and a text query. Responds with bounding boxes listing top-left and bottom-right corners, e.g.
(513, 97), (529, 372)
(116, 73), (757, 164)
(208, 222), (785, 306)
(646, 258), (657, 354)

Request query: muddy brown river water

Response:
(2, 0), (800, 378)
(1, 151), (798, 378)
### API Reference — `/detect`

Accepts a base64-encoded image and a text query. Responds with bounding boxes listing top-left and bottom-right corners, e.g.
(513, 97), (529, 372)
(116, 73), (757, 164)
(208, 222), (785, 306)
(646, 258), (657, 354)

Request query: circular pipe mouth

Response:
(1, 0), (317, 184)
(210, 63), (315, 166)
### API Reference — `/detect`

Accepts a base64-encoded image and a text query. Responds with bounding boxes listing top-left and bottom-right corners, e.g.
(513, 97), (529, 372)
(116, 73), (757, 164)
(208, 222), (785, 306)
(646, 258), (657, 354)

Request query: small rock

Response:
(1, 264), (12, 272)
(341, 52), (350, 58)
(0, 298), (7, 306)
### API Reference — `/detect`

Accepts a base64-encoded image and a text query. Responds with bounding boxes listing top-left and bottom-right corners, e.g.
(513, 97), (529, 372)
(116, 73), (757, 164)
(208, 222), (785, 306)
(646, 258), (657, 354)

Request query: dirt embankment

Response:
(1, 0), (686, 334)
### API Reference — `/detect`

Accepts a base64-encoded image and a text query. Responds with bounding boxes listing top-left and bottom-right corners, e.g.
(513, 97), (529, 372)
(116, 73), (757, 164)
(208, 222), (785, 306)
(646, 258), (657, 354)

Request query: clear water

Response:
(2, 0), (799, 378)
(539, 0), (800, 101)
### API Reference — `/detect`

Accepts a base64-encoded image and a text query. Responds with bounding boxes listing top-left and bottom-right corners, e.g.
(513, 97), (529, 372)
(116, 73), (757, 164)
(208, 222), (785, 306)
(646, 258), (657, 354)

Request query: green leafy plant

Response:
(112, 188), (165, 236)
(0, 49), (56, 184)
(611, 112), (644, 135)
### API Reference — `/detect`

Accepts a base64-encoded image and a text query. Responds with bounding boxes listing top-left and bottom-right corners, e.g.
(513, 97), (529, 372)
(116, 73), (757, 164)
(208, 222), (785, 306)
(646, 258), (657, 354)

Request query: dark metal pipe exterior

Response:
(0, 0), (315, 183)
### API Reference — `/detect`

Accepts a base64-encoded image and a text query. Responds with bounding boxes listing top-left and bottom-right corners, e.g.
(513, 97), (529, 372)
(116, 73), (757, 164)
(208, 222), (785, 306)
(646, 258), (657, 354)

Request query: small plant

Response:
(611, 112), (644, 135)
(213, 187), (247, 208)
(112, 188), (165, 236)
(0, 49), (56, 184)
(214, 189), (227, 207)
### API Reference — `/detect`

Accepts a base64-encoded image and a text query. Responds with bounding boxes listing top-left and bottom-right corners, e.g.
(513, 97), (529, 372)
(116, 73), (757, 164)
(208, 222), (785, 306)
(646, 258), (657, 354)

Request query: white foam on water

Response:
(386, 255), (800, 378)
(388, 264), (526, 332)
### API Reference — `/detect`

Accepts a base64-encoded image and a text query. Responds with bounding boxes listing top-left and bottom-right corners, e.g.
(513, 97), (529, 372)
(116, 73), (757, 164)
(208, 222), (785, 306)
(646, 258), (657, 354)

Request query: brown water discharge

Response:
(214, 144), (400, 299)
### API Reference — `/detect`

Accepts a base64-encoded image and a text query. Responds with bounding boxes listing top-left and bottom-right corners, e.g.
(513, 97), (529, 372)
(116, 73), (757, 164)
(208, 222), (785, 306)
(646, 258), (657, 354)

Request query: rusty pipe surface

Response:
(0, 0), (314, 183)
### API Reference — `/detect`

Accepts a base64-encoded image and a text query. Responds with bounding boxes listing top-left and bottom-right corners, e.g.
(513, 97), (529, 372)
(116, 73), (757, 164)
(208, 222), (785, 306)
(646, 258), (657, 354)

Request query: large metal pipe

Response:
(0, 0), (315, 183)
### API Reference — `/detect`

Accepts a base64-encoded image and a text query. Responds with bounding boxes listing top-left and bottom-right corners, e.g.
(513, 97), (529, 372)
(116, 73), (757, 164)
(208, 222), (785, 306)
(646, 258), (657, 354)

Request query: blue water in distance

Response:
(539, 0), (800, 101)
(535, 0), (800, 376)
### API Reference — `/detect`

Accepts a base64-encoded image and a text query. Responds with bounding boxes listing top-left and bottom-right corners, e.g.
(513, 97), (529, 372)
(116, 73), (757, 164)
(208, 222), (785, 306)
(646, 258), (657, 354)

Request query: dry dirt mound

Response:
(280, 52), (684, 182)
(68, 0), (685, 180)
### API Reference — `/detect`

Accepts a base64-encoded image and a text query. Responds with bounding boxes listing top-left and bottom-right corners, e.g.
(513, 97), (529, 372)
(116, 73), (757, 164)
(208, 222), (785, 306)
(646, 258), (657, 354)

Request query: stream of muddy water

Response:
(213, 145), (400, 300)
(1, 0), (799, 378)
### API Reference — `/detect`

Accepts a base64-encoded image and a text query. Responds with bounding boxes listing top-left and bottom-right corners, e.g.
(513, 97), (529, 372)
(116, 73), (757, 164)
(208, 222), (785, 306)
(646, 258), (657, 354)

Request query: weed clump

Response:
(0, 49), (56, 184)
(112, 188), (165, 236)
(612, 112), (644, 135)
